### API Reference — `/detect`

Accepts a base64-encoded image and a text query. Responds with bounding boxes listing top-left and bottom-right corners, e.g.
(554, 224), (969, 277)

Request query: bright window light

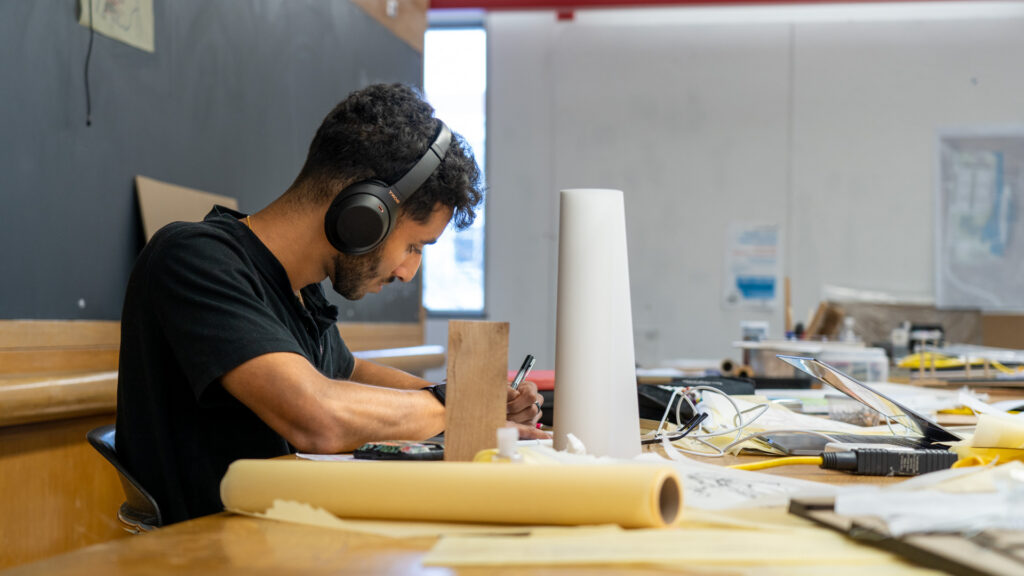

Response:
(423, 27), (487, 314)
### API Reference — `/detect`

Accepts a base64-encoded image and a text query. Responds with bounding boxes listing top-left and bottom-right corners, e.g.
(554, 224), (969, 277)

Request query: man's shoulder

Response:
(145, 219), (245, 263)
(150, 216), (237, 244)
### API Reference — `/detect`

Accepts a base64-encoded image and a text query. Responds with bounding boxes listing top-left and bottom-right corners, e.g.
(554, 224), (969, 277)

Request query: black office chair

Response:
(86, 424), (162, 533)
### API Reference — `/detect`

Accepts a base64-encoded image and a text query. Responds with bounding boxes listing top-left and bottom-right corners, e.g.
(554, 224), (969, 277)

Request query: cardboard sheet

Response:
(135, 175), (238, 241)
(220, 459), (683, 529)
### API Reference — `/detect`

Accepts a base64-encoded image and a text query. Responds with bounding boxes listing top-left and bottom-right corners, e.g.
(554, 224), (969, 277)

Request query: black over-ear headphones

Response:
(324, 121), (452, 255)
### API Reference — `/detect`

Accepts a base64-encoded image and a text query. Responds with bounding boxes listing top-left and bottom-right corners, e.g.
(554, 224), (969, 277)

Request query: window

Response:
(422, 26), (486, 314)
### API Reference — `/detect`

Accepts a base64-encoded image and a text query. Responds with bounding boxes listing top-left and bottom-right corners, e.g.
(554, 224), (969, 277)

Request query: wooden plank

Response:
(444, 321), (508, 462)
(351, 345), (444, 375)
(0, 320), (425, 354)
(0, 414), (127, 570)
(805, 302), (844, 340)
(0, 321), (120, 376)
(0, 372), (118, 428)
(351, 0), (428, 53)
(337, 322), (423, 352)
(0, 321), (119, 350)
(0, 349), (118, 376)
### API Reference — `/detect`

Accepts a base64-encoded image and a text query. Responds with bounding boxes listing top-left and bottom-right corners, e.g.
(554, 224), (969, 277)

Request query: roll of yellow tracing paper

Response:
(221, 459), (683, 529)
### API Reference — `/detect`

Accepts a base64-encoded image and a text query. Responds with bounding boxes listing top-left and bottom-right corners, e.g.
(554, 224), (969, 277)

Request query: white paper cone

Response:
(553, 189), (640, 458)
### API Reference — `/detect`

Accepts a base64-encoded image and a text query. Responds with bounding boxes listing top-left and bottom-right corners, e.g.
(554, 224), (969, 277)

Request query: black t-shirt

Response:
(115, 206), (354, 525)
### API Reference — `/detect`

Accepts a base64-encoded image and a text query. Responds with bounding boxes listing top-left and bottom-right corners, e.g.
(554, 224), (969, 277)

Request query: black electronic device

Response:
(324, 121), (452, 255)
(536, 376), (756, 429)
(637, 376), (756, 422)
(352, 440), (444, 461)
(819, 448), (957, 476)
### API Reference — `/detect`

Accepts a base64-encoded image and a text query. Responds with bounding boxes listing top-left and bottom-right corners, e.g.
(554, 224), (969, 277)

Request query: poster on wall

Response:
(936, 129), (1024, 310)
(78, 0), (155, 53)
(722, 222), (782, 309)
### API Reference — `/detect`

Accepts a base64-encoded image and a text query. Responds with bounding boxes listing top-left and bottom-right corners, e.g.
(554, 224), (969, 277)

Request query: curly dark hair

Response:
(293, 83), (483, 230)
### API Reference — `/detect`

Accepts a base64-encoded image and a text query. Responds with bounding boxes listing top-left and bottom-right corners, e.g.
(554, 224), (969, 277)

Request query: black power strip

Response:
(820, 449), (957, 476)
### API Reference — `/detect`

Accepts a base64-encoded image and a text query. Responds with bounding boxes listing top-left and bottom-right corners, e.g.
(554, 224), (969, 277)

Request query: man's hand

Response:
(506, 379), (546, 433)
(507, 420), (550, 440)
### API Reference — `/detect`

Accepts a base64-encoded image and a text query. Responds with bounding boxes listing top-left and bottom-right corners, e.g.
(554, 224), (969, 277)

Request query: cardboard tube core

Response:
(720, 358), (736, 375)
(657, 475), (682, 526)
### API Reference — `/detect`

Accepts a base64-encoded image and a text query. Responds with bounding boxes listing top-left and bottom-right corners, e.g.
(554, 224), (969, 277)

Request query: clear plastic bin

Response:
(818, 347), (889, 383)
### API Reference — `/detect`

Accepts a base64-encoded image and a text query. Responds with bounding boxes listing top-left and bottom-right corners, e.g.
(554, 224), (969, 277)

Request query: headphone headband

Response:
(324, 120), (453, 255)
(391, 122), (452, 203)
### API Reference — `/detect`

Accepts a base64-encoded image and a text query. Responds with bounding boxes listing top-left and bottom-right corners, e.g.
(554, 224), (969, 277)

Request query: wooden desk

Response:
(0, 448), (914, 576)
(0, 504), (923, 576)
(0, 513), (452, 576)
(3, 508), (798, 576)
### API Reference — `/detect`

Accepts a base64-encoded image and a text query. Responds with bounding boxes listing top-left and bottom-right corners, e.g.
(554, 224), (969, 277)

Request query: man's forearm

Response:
(350, 357), (434, 390)
(223, 352), (444, 454)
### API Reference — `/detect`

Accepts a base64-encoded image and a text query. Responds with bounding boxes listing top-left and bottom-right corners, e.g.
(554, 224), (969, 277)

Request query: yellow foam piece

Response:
(968, 413), (1024, 449)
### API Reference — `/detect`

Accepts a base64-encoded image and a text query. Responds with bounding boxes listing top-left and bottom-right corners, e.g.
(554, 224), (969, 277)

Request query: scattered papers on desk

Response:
(639, 451), (838, 510)
(660, 394), (870, 456)
(524, 443), (837, 510)
(833, 462), (1024, 537)
(422, 507), (937, 574)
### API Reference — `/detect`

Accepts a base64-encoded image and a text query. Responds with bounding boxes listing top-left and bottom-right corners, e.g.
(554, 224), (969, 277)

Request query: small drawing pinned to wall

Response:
(78, 0), (155, 53)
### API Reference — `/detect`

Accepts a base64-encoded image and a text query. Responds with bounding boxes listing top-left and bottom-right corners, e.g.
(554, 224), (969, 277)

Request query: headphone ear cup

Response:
(324, 181), (394, 254)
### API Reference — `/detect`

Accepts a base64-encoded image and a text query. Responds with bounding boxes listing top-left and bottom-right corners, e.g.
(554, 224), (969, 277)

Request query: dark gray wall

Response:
(0, 0), (423, 322)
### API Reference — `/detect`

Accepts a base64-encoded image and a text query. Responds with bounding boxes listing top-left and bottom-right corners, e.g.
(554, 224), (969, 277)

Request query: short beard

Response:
(330, 247), (384, 300)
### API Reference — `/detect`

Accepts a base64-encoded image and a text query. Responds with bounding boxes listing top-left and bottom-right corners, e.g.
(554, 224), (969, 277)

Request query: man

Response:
(116, 83), (545, 525)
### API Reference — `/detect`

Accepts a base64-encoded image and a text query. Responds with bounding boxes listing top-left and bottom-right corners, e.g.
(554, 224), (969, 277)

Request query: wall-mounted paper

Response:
(721, 222), (782, 309)
(554, 189), (641, 458)
(78, 0), (155, 53)
(221, 459), (682, 529)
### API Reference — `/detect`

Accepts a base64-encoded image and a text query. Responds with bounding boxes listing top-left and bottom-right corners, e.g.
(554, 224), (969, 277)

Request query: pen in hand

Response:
(510, 354), (536, 390)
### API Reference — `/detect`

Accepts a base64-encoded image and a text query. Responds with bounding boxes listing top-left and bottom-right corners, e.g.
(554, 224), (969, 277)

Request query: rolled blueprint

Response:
(554, 189), (641, 458)
(221, 459), (682, 529)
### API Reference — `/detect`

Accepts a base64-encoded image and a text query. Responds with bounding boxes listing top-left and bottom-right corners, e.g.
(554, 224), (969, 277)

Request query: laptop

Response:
(758, 355), (963, 456)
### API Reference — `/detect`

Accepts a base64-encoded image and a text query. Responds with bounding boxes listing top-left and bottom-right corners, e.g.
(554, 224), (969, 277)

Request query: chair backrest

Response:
(86, 424), (163, 529)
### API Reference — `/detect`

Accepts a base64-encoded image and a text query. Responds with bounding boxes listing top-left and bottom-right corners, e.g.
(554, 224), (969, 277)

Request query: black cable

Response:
(642, 412), (708, 445)
(84, 0), (95, 126)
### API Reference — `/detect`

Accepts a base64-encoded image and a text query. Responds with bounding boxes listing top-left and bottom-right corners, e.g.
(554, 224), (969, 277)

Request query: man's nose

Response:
(393, 253), (422, 283)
